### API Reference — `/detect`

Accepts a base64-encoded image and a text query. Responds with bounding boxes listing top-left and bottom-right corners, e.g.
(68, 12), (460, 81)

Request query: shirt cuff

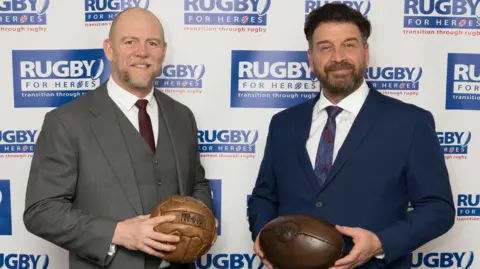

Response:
(107, 244), (116, 256)
(375, 253), (385, 259)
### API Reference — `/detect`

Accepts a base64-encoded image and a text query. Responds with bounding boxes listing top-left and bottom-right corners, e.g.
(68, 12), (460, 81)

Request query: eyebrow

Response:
(120, 36), (164, 43)
(315, 37), (360, 46)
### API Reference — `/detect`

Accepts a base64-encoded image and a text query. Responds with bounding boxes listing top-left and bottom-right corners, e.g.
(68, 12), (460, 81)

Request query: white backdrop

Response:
(0, 0), (479, 268)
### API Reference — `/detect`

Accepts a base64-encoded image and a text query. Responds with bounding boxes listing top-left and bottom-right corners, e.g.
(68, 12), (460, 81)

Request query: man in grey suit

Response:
(23, 7), (214, 269)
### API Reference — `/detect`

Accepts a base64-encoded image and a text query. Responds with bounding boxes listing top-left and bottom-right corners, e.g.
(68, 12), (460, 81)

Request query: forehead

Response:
(312, 22), (362, 42)
(114, 12), (164, 40)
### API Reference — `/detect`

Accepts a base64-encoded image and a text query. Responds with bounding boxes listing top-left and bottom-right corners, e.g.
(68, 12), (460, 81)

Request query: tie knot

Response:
(326, 106), (343, 118)
(135, 99), (148, 109)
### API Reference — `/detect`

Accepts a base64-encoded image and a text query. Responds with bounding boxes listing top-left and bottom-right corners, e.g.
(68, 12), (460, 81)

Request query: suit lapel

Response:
(321, 89), (386, 190)
(154, 90), (185, 195)
(296, 94), (323, 192)
(87, 84), (143, 215)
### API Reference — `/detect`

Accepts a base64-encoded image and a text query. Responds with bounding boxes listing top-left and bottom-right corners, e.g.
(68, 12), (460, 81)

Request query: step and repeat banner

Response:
(0, 0), (479, 268)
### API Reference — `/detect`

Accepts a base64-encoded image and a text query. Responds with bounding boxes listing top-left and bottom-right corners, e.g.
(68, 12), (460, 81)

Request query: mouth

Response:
(329, 69), (353, 75)
(131, 63), (151, 69)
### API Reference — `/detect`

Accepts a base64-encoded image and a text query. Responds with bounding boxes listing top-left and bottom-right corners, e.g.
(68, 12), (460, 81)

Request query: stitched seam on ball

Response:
(182, 236), (190, 261)
(298, 232), (343, 252)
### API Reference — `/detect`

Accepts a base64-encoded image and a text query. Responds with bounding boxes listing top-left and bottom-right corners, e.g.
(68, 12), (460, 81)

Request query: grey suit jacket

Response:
(23, 82), (213, 269)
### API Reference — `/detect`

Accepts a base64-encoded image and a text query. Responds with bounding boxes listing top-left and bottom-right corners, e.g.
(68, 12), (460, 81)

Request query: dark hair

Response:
(304, 3), (371, 48)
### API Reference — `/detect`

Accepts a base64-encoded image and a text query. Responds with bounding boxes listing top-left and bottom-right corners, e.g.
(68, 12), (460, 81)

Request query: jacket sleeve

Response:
(248, 115), (279, 241)
(375, 110), (455, 265)
(23, 111), (117, 267)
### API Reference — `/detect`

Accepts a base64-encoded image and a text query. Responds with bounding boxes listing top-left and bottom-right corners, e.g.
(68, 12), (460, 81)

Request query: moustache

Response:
(325, 61), (355, 72)
(130, 60), (154, 66)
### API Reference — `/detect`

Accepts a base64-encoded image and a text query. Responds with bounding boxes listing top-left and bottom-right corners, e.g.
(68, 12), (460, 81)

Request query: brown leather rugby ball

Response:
(150, 195), (217, 263)
(259, 215), (344, 269)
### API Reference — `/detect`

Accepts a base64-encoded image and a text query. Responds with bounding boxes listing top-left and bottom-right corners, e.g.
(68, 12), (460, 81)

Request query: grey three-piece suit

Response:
(23, 82), (213, 269)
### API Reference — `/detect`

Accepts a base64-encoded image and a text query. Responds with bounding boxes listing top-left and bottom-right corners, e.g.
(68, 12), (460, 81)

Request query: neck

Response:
(111, 73), (152, 99)
(323, 80), (364, 104)
(322, 91), (346, 104)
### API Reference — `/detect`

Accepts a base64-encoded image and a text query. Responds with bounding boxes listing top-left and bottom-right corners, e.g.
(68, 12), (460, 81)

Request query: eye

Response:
(344, 43), (356, 48)
(149, 41), (159, 47)
(319, 45), (331, 52)
(124, 39), (135, 45)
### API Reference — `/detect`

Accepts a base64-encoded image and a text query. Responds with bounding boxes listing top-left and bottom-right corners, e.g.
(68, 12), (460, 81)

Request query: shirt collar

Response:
(314, 80), (370, 117)
(107, 76), (155, 111)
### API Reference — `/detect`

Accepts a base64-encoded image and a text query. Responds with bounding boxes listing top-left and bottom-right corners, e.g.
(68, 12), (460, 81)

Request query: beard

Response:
(120, 70), (157, 91)
(116, 58), (160, 91)
(316, 60), (366, 96)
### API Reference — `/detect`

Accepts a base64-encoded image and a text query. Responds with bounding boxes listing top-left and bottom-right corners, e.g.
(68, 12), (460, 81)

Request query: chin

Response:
(132, 82), (151, 89)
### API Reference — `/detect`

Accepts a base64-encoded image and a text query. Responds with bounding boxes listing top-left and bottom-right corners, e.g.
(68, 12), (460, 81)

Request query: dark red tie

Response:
(135, 99), (155, 152)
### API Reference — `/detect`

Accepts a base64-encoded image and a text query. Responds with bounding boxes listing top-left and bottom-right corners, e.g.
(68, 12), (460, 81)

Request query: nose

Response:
(134, 43), (149, 58)
(330, 47), (346, 62)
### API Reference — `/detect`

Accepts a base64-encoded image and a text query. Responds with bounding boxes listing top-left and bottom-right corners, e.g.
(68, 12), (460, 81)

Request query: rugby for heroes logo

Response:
(412, 251), (475, 269)
(0, 253), (50, 269)
(437, 131), (471, 160)
(231, 50), (320, 108)
(457, 194), (479, 221)
(198, 129), (258, 159)
(196, 254), (264, 269)
(184, 0), (271, 33)
(85, 0), (150, 25)
(0, 130), (38, 159)
(12, 49), (110, 108)
(0, 0), (49, 32)
(404, 0), (480, 36)
(445, 53), (480, 110)
(305, 0), (371, 18)
(155, 64), (205, 95)
(364, 66), (422, 97)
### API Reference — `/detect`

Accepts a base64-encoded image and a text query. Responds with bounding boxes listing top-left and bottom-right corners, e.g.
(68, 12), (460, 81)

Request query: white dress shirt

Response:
(306, 81), (385, 259)
(306, 81), (369, 167)
(107, 76), (159, 146)
(106, 77), (169, 268)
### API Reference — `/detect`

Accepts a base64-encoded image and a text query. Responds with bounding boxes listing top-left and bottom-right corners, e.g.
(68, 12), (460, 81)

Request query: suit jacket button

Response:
(316, 202), (323, 207)
(153, 159), (158, 165)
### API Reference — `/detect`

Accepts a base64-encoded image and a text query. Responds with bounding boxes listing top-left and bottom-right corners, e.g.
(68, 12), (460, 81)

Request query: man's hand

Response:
(253, 232), (274, 269)
(329, 225), (384, 269)
(112, 214), (180, 258)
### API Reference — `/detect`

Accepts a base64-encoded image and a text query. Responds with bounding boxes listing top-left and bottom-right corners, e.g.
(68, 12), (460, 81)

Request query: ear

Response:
(103, 39), (114, 62)
(364, 42), (370, 67)
(159, 42), (168, 64)
(307, 48), (315, 73)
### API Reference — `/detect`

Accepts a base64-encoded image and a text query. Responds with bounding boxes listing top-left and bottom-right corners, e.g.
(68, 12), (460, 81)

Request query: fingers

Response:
(329, 260), (365, 269)
(137, 214), (150, 220)
(151, 232), (181, 244)
(140, 244), (166, 259)
(335, 225), (357, 237)
(335, 250), (360, 267)
(253, 236), (264, 258)
(261, 258), (274, 269)
(145, 214), (176, 225)
(145, 238), (176, 252)
(334, 247), (361, 267)
(254, 235), (274, 269)
(329, 265), (350, 269)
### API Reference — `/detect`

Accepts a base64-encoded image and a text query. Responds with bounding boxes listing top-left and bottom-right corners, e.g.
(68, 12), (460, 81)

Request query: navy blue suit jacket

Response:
(248, 88), (455, 269)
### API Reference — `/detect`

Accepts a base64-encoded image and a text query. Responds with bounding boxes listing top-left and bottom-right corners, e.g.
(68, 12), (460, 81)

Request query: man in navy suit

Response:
(247, 3), (455, 269)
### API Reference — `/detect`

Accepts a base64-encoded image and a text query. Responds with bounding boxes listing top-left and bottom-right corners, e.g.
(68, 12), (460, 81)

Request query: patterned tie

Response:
(314, 105), (343, 185)
(135, 99), (155, 152)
